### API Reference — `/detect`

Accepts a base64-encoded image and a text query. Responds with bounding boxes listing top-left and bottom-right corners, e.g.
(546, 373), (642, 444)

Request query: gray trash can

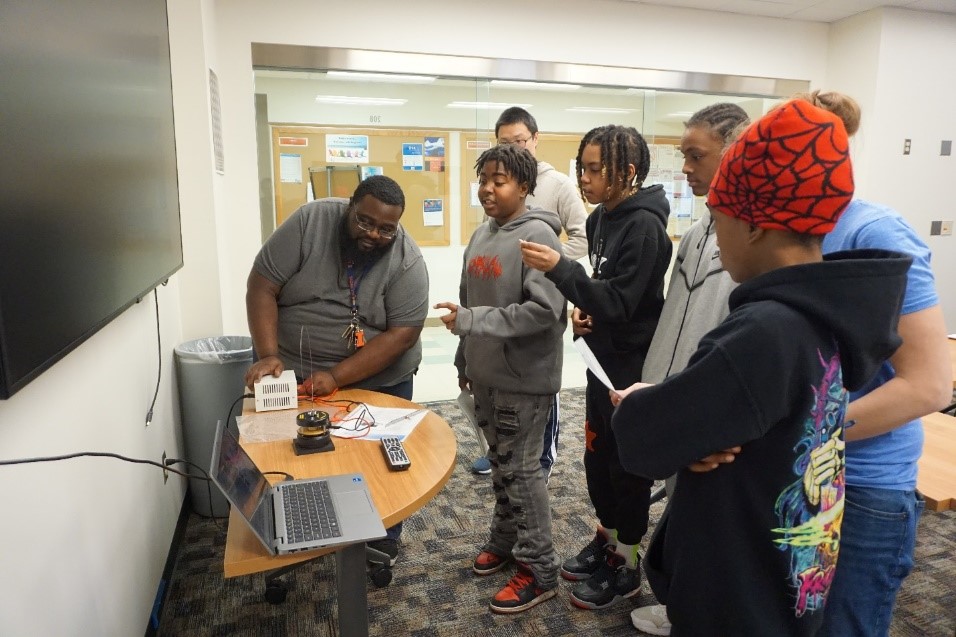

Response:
(174, 335), (253, 517)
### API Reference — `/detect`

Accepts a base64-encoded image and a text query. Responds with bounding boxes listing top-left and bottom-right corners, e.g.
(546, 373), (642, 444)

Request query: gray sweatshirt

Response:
(453, 209), (568, 394)
(642, 210), (737, 384)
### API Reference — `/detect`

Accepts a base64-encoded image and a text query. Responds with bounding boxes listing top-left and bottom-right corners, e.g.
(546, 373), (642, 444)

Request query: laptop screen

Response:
(212, 422), (272, 538)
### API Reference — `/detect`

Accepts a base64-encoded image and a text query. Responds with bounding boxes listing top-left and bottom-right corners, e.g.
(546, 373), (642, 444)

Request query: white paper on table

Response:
(334, 405), (428, 441)
(236, 405), (428, 443)
(573, 338), (616, 392)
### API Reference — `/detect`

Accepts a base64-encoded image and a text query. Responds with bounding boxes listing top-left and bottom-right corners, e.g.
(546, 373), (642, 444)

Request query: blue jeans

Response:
(819, 485), (924, 636)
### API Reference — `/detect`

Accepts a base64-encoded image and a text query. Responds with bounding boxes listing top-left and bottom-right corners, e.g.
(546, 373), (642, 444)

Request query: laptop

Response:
(209, 420), (386, 555)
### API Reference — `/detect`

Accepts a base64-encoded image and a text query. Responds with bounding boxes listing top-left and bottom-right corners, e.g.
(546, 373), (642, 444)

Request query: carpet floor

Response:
(158, 388), (956, 636)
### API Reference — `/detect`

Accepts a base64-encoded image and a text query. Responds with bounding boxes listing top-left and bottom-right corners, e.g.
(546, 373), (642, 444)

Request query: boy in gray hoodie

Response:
(435, 144), (567, 614)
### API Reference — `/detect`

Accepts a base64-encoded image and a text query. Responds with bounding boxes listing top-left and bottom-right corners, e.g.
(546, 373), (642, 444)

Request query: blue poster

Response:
(402, 143), (423, 171)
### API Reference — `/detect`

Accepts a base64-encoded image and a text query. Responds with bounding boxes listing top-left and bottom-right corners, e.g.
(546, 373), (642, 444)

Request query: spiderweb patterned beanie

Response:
(708, 99), (854, 235)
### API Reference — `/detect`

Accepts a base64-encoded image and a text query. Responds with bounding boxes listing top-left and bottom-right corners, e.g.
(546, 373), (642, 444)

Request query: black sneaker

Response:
(489, 563), (557, 614)
(569, 549), (641, 609)
(560, 529), (609, 581)
(473, 549), (512, 576)
(367, 538), (399, 567)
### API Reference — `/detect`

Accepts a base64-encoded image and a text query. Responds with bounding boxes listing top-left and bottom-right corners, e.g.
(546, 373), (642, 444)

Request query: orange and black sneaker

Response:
(473, 549), (512, 576)
(489, 563), (557, 614)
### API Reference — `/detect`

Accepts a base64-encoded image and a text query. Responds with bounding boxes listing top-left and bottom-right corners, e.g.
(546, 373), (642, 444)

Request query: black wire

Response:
(165, 458), (224, 531)
(145, 287), (162, 426)
(263, 470), (295, 481)
(330, 402), (375, 432)
(225, 393), (254, 434)
(0, 451), (197, 479)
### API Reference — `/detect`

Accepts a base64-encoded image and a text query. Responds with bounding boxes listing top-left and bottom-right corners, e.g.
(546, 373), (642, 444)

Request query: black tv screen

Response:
(0, 0), (183, 398)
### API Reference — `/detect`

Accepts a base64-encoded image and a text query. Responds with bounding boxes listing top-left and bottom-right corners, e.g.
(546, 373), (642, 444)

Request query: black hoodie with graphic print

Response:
(613, 248), (911, 637)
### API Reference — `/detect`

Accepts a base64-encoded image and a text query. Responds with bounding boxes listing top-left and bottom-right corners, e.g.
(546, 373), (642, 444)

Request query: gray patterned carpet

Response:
(158, 388), (956, 636)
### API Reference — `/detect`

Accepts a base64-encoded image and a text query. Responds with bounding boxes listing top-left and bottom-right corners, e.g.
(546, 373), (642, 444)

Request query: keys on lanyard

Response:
(343, 260), (367, 350)
(341, 317), (365, 349)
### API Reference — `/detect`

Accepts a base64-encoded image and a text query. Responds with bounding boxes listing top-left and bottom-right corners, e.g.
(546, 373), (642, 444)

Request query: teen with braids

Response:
(640, 103), (749, 388)
(629, 102), (750, 635)
(435, 144), (567, 614)
(610, 99), (911, 635)
(520, 125), (671, 610)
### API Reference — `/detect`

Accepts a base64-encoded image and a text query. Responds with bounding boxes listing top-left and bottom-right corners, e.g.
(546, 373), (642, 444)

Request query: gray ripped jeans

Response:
(472, 384), (559, 587)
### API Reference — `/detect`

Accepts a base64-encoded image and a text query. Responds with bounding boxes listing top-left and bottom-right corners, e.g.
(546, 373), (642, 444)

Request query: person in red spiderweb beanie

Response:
(607, 99), (914, 636)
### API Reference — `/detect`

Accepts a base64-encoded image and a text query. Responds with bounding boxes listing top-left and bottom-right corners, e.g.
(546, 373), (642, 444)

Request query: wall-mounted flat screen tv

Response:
(0, 0), (183, 398)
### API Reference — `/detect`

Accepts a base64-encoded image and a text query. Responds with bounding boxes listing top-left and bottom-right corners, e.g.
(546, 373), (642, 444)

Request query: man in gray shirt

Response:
(244, 175), (428, 563)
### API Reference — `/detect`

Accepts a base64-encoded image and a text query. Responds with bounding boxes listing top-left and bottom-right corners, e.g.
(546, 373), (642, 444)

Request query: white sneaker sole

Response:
(631, 618), (671, 636)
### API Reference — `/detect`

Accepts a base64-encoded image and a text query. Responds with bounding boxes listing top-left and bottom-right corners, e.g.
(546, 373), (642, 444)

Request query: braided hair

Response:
(686, 103), (751, 149)
(575, 125), (651, 195)
(475, 144), (538, 196)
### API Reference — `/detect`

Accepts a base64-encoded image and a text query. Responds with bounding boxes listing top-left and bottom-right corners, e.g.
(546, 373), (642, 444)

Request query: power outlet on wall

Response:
(162, 451), (169, 484)
(903, 139), (911, 155)
(930, 221), (953, 236)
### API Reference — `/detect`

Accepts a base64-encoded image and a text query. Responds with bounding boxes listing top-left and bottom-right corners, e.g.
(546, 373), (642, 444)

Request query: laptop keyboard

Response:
(282, 480), (341, 544)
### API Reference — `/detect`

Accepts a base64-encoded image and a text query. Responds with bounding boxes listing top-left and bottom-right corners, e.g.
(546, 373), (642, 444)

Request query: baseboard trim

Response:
(145, 494), (191, 637)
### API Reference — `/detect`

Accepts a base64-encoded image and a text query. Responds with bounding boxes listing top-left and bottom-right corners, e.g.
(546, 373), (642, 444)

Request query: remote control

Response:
(380, 436), (411, 471)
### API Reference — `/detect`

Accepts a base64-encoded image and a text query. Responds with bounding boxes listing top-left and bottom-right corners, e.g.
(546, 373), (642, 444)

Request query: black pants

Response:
(583, 376), (653, 546)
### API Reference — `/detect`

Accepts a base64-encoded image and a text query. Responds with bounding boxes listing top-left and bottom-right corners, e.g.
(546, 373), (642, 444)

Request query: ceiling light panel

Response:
(447, 101), (533, 110)
(566, 106), (637, 114)
(325, 71), (436, 83)
(315, 95), (407, 106)
(490, 80), (581, 91)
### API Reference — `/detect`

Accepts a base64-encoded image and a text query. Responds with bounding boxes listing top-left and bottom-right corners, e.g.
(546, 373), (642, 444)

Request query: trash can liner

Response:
(173, 335), (253, 364)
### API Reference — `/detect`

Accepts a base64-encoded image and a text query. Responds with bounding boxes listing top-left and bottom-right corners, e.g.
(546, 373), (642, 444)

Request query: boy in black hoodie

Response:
(436, 144), (567, 614)
(611, 100), (911, 635)
(520, 125), (672, 610)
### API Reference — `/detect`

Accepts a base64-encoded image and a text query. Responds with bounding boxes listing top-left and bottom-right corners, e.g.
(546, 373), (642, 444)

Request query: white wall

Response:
(828, 8), (956, 331)
(0, 286), (186, 636)
(209, 0), (830, 332)
(0, 1), (218, 635)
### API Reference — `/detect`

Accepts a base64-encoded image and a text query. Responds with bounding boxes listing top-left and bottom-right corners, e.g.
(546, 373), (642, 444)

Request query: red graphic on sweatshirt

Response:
(585, 419), (596, 452)
(467, 255), (503, 280)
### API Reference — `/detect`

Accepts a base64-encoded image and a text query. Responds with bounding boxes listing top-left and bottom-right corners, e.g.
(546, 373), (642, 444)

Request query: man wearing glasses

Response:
(244, 175), (428, 564)
(465, 107), (589, 477)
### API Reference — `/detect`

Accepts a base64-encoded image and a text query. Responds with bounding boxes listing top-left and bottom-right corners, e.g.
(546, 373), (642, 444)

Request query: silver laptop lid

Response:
(209, 420), (276, 552)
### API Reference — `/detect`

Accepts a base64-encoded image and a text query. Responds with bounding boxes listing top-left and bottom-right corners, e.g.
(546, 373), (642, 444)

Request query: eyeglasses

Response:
(497, 136), (532, 147)
(354, 213), (398, 240)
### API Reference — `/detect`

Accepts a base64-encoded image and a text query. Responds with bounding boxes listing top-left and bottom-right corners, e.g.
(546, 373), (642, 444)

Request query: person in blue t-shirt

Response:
(804, 92), (951, 637)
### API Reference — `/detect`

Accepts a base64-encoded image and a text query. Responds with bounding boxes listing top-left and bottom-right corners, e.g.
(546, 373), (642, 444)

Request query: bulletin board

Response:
(271, 126), (451, 246)
(458, 132), (584, 244)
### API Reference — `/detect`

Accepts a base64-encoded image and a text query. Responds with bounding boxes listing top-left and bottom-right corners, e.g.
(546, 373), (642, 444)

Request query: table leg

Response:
(335, 542), (369, 637)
